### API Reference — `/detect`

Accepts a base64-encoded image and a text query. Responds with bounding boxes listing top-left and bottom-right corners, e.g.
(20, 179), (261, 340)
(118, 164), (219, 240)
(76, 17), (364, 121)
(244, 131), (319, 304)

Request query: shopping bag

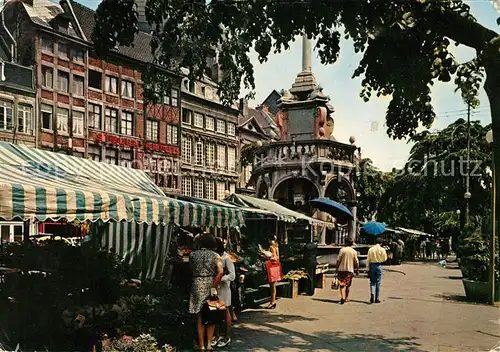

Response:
(265, 260), (283, 283)
(201, 298), (226, 326)
(331, 275), (340, 290)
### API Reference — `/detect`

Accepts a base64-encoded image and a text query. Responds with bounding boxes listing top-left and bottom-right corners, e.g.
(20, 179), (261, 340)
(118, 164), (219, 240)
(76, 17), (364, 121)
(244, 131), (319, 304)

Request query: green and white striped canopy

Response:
(0, 142), (244, 228)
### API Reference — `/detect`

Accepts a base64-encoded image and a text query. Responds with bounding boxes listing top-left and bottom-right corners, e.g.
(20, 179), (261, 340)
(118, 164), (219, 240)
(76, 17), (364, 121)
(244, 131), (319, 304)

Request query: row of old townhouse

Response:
(0, 0), (276, 200)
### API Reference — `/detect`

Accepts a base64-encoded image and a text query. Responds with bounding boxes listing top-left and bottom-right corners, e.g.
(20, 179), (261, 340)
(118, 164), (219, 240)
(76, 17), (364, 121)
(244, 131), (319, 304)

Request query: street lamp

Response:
(485, 129), (496, 305)
(456, 209), (461, 215)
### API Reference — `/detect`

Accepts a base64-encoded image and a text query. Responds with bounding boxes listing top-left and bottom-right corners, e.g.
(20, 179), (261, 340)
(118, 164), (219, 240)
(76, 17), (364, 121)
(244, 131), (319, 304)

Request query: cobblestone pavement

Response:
(229, 261), (500, 352)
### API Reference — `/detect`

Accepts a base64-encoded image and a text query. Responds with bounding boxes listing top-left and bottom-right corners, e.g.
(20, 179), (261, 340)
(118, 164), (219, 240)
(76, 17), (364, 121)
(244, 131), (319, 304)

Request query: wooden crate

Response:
(315, 273), (326, 289)
(281, 279), (299, 299)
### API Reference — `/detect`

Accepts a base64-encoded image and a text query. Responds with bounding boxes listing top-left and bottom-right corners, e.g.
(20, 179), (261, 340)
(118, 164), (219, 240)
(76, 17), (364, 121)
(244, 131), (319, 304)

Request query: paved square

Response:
(230, 262), (500, 351)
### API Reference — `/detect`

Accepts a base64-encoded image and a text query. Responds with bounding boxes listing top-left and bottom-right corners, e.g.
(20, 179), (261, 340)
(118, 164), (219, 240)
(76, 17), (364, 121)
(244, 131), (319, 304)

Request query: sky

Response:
(80, 0), (499, 171)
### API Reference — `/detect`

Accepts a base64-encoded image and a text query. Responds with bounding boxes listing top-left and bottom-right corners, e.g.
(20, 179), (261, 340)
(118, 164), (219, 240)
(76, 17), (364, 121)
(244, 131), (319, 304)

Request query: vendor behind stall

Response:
(303, 241), (318, 296)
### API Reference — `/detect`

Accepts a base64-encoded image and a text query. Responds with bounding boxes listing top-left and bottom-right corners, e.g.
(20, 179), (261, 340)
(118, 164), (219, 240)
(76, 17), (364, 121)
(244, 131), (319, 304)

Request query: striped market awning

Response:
(0, 142), (244, 228)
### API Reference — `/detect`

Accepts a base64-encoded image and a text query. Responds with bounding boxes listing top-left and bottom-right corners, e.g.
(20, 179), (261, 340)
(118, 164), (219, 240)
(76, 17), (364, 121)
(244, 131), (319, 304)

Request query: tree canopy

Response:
(377, 118), (492, 235)
(355, 158), (392, 223)
(94, 0), (498, 138)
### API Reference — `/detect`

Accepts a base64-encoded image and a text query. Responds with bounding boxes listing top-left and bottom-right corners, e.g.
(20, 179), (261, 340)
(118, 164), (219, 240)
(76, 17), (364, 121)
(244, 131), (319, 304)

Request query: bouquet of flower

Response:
(101, 334), (175, 352)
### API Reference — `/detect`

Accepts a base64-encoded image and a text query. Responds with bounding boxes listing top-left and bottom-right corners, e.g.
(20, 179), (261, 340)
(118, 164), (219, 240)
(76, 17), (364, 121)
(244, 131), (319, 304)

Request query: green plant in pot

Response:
(458, 226), (499, 303)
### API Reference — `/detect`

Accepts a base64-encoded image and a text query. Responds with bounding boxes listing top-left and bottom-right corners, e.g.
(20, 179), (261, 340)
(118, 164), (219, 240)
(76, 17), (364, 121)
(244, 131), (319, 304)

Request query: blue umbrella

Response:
(363, 221), (386, 236)
(309, 198), (353, 219)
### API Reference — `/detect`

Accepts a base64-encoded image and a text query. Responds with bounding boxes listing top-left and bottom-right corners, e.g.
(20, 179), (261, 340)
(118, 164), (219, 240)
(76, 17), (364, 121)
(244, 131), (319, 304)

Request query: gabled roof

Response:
(238, 115), (269, 138)
(69, 0), (154, 63)
(22, 0), (82, 40)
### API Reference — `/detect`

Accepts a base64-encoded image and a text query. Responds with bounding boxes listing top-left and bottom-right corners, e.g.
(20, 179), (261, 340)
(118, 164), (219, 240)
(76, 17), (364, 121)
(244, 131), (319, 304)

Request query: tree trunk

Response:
(483, 38), (500, 237)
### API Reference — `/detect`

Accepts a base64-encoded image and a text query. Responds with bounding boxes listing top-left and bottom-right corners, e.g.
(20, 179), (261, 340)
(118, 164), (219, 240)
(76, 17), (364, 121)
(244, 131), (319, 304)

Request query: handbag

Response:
(331, 275), (340, 290)
(201, 297), (226, 326)
(265, 260), (283, 283)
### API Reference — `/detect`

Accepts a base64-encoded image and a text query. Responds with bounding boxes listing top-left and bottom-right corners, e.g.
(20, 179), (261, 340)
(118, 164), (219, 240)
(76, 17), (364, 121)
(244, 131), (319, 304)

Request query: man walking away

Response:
(336, 239), (359, 304)
(303, 241), (318, 296)
(367, 237), (388, 304)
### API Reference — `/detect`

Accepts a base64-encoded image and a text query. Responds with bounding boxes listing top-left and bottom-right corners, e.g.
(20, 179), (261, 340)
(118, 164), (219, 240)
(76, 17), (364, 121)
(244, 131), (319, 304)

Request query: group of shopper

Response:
(336, 237), (388, 304)
(188, 235), (235, 351)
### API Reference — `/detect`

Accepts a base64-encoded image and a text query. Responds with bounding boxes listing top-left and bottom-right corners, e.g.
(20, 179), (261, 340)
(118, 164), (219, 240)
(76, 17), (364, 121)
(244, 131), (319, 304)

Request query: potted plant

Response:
(458, 229), (499, 303)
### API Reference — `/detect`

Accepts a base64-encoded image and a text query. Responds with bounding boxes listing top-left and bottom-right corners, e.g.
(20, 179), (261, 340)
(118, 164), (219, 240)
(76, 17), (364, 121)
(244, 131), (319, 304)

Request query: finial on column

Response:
(302, 34), (312, 72)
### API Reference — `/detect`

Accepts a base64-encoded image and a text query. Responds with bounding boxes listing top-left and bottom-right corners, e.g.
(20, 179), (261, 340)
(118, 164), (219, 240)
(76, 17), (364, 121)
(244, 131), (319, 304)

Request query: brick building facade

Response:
(3, 0), (181, 194)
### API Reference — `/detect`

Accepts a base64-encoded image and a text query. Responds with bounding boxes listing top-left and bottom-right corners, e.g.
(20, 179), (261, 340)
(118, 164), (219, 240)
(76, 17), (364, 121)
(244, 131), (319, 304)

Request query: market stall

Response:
(0, 142), (245, 278)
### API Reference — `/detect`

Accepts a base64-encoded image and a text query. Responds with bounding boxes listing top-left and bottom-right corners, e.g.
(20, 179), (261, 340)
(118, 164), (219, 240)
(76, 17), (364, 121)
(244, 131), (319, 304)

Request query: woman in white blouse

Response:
(212, 238), (235, 348)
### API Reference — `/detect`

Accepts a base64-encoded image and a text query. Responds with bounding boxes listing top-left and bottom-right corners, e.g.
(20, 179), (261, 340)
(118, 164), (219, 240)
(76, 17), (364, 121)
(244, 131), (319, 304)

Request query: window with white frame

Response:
(73, 75), (84, 96)
(57, 71), (69, 92)
(182, 177), (192, 196)
(88, 103), (101, 129)
(206, 116), (214, 131)
(205, 180), (215, 200)
(194, 178), (204, 198)
(206, 143), (215, 167)
(228, 146), (236, 172)
(121, 80), (134, 98)
(105, 75), (118, 94)
(229, 183), (236, 195)
(167, 125), (178, 145)
(217, 119), (225, 134)
(88, 145), (101, 161)
(72, 111), (84, 137)
(42, 66), (53, 88)
(121, 111), (133, 136)
(105, 148), (118, 165)
(0, 100), (13, 131)
(194, 112), (204, 128)
(216, 181), (226, 200)
(182, 109), (192, 125)
(105, 108), (118, 133)
(146, 120), (159, 141)
(56, 108), (69, 135)
(181, 136), (192, 163)
(71, 47), (84, 62)
(58, 42), (68, 58)
(17, 105), (32, 135)
(217, 144), (226, 169)
(171, 89), (179, 106)
(41, 104), (53, 130)
(161, 88), (179, 106)
(195, 140), (203, 166)
(120, 150), (133, 168)
(41, 37), (53, 53)
(227, 122), (236, 136)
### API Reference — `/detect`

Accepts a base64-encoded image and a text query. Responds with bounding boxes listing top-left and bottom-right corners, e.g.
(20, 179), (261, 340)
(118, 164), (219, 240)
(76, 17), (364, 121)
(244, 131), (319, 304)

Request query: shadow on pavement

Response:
(229, 313), (424, 351)
(433, 293), (488, 305)
(312, 298), (371, 305)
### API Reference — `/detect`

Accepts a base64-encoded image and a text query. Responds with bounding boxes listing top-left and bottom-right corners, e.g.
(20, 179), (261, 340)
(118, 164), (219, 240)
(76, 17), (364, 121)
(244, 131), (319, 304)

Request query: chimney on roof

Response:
(239, 98), (249, 117)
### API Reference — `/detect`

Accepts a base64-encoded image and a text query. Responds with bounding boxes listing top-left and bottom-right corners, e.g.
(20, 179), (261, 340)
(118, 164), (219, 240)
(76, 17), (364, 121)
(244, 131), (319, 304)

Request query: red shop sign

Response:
(145, 143), (180, 156)
(95, 133), (139, 148)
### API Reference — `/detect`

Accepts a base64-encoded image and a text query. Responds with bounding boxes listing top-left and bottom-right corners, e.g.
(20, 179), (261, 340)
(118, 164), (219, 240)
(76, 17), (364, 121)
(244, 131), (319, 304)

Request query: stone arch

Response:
(324, 176), (356, 202)
(271, 175), (320, 214)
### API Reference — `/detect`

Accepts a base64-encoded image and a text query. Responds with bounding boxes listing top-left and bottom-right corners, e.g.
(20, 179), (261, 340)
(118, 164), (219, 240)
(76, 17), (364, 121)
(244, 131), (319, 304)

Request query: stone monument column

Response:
(302, 34), (312, 72)
(347, 200), (358, 242)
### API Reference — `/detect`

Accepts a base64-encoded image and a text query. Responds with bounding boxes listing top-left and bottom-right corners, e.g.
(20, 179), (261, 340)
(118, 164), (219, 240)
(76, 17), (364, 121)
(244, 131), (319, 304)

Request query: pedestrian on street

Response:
(303, 240), (318, 296)
(212, 238), (235, 349)
(367, 237), (388, 304)
(336, 239), (359, 304)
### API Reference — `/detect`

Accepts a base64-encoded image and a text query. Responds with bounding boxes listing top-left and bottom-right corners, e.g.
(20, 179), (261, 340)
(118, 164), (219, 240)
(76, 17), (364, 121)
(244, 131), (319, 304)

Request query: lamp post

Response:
(486, 129), (496, 305)
(465, 104), (471, 227)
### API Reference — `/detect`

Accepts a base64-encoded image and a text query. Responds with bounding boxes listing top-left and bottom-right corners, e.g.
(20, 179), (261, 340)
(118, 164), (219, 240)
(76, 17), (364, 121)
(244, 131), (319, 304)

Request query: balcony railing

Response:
(252, 139), (357, 171)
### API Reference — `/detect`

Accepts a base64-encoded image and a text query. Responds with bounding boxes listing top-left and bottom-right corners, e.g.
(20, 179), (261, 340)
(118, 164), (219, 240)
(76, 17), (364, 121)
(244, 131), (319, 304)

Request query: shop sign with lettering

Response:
(144, 143), (180, 155)
(95, 133), (139, 148)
